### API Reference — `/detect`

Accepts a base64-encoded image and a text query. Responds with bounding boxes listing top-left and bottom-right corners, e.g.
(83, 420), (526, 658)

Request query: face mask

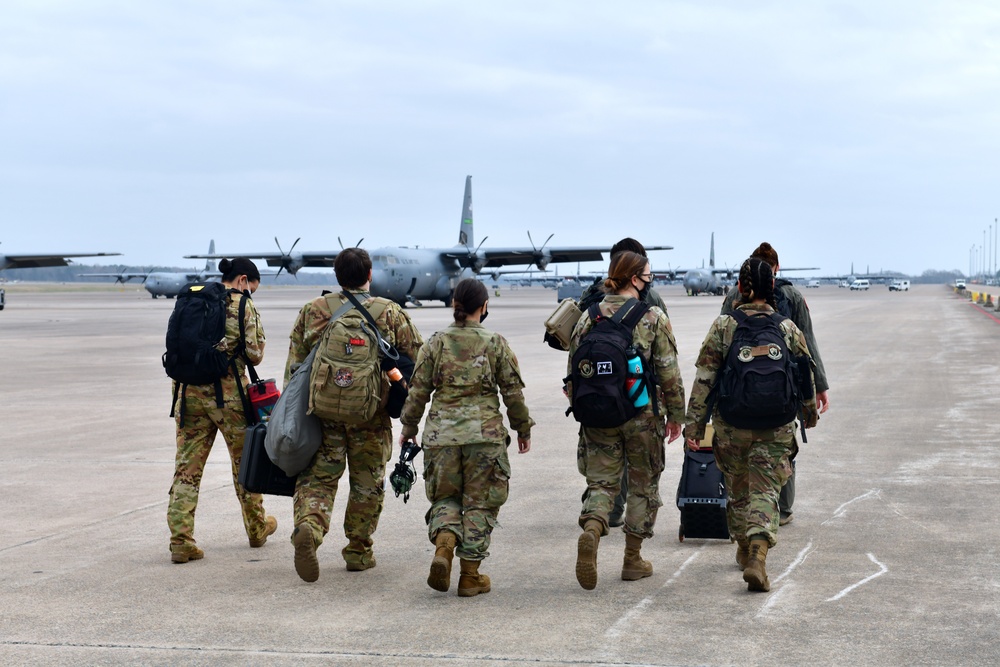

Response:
(636, 277), (652, 301)
(479, 307), (489, 323)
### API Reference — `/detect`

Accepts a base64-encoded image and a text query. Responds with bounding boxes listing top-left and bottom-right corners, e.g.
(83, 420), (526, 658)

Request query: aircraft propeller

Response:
(273, 237), (302, 278)
(527, 231), (554, 270)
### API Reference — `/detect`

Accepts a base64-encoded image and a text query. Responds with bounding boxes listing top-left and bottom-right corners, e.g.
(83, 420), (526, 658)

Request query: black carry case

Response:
(676, 448), (730, 541)
(238, 422), (297, 496)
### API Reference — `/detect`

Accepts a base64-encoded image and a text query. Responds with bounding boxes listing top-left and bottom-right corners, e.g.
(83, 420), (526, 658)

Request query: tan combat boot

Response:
(621, 533), (653, 581)
(170, 545), (204, 564)
(576, 519), (603, 590)
(743, 538), (770, 592)
(249, 515), (278, 548)
(427, 530), (457, 592)
(457, 559), (491, 597)
(292, 524), (320, 583)
(735, 538), (750, 569)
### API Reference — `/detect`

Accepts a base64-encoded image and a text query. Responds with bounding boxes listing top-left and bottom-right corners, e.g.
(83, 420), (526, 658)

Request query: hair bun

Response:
(218, 258), (232, 272)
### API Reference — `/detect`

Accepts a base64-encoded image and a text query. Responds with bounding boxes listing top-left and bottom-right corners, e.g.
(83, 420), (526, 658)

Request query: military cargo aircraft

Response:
(0, 244), (121, 310)
(87, 241), (221, 298)
(187, 176), (673, 306)
(662, 233), (818, 296)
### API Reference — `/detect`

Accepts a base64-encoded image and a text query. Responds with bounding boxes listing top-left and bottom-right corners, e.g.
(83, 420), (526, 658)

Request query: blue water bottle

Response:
(625, 348), (650, 408)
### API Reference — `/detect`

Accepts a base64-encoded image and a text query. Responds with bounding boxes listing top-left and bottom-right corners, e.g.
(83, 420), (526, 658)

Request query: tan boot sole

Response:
(743, 566), (770, 592)
(576, 531), (598, 590)
(292, 528), (320, 583)
(170, 549), (203, 564)
(428, 554), (451, 592)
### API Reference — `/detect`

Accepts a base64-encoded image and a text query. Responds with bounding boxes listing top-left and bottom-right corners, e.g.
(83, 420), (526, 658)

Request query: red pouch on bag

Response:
(248, 379), (280, 423)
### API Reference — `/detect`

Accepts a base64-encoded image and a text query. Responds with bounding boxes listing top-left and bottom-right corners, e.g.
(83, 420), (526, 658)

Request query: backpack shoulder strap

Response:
(614, 298), (650, 331)
(342, 291), (399, 362)
(586, 301), (603, 323)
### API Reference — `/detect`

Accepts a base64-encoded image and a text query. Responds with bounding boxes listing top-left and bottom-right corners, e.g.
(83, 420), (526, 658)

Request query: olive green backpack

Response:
(308, 292), (393, 425)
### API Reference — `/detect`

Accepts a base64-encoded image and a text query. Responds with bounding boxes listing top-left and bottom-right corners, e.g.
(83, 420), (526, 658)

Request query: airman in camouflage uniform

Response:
(721, 242), (830, 525)
(167, 260), (277, 564)
(685, 258), (818, 591)
(577, 239), (670, 529)
(400, 278), (533, 597)
(567, 252), (686, 590)
(286, 249), (423, 582)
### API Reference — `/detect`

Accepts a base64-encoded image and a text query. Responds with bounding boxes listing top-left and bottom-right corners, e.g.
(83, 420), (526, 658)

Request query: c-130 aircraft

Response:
(188, 176), (673, 306)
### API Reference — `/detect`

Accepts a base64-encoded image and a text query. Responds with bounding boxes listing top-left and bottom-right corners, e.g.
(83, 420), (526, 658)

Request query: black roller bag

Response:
(238, 422), (297, 496)
(676, 434), (729, 541)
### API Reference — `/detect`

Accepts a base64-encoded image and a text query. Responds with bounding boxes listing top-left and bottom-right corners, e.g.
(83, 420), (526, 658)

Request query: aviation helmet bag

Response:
(566, 298), (655, 429)
(716, 310), (800, 430)
(308, 292), (397, 425)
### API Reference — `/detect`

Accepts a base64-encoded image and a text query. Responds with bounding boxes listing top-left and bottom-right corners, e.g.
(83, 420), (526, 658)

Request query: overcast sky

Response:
(2, 1), (998, 277)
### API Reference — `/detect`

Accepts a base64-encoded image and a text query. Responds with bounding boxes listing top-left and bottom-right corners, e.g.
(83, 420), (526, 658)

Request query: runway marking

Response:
(826, 553), (888, 602)
(821, 489), (881, 525)
(772, 540), (814, 585)
(755, 541), (813, 618)
(603, 547), (704, 641)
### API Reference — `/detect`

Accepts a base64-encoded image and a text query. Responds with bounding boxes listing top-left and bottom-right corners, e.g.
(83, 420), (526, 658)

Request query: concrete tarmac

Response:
(1, 282), (997, 666)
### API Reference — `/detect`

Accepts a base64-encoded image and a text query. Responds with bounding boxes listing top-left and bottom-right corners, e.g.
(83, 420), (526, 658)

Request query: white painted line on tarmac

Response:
(821, 488), (882, 525)
(757, 580), (794, 616)
(825, 553), (888, 602)
(603, 547), (705, 640)
(772, 540), (814, 585)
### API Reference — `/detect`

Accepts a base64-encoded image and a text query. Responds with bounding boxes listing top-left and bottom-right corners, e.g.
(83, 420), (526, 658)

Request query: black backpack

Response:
(163, 282), (252, 425)
(716, 310), (800, 429)
(566, 298), (657, 429)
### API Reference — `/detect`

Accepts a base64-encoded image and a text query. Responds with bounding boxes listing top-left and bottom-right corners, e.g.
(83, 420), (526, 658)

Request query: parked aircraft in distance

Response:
(661, 233), (818, 296)
(187, 176), (673, 306)
(87, 241), (221, 298)
(0, 244), (121, 310)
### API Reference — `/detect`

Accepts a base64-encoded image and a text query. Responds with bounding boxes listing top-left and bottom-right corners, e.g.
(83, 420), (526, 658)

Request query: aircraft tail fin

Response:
(710, 232), (715, 269)
(206, 240), (216, 273)
(458, 175), (473, 248)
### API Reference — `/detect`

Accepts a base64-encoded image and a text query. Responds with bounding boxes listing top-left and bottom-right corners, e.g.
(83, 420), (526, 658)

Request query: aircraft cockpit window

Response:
(372, 255), (388, 268)
(386, 255), (399, 265)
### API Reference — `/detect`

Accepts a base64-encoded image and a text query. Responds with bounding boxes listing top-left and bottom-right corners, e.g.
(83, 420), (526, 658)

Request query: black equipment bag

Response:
(566, 298), (654, 429)
(676, 447), (729, 541)
(163, 281), (232, 386)
(717, 310), (799, 430)
(238, 422), (296, 496)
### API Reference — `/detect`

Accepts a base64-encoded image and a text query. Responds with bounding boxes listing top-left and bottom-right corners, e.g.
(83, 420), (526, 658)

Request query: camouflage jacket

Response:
(579, 276), (669, 313)
(284, 289), (423, 385)
(722, 282), (828, 393)
(566, 294), (686, 423)
(686, 302), (818, 440)
(177, 289), (265, 400)
(400, 321), (534, 446)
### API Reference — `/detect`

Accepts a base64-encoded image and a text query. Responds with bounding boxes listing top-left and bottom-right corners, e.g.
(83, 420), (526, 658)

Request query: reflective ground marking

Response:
(826, 553), (888, 602)
(968, 302), (1000, 325)
(603, 547), (704, 640)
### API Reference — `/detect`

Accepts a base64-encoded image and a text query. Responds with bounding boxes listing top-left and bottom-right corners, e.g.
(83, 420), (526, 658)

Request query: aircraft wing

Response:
(444, 244), (673, 270)
(2, 252), (121, 270)
(776, 267), (820, 273)
(83, 272), (149, 283)
(184, 251), (340, 271)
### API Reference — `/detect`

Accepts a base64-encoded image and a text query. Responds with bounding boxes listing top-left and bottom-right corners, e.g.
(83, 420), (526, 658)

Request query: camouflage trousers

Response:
(167, 393), (268, 552)
(293, 416), (392, 567)
(712, 417), (795, 547)
(578, 411), (666, 539)
(423, 443), (510, 561)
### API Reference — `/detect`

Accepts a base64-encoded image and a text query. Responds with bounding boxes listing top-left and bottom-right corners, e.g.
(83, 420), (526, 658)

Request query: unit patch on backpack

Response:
(716, 309), (800, 430)
(162, 281), (232, 386)
(566, 298), (654, 429)
(308, 295), (390, 425)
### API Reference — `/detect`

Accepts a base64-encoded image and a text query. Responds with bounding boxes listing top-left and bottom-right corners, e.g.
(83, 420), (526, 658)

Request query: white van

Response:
(849, 279), (870, 291)
(889, 280), (910, 292)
